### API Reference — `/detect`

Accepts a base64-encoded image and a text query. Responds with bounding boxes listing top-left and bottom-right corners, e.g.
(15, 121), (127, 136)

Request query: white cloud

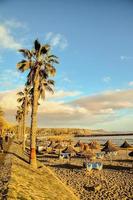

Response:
(46, 90), (80, 99)
(120, 56), (133, 61)
(128, 81), (133, 86)
(103, 76), (111, 83)
(0, 24), (21, 50)
(45, 32), (68, 50)
(4, 19), (27, 29)
(1, 88), (133, 130)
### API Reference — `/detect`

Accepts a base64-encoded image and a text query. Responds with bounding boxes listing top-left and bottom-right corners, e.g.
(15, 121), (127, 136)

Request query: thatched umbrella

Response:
(120, 140), (132, 157)
(83, 143), (90, 151)
(62, 145), (76, 155)
(74, 140), (84, 150)
(48, 141), (55, 148)
(84, 150), (95, 161)
(101, 143), (119, 153)
(54, 143), (63, 149)
(54, 143), (64, 155)
(128, 151), (133, 168)
(74, 140), (82, 147)
(129, 151), (133, 157)
(103, 139), (112, 146)
(102, 142), (119, 162)
(88, 141), (101, 150)
(120, 140), (132, 148)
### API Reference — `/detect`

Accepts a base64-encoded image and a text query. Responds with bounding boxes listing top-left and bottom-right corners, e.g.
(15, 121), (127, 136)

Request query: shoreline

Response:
(75, 133), (133, 137)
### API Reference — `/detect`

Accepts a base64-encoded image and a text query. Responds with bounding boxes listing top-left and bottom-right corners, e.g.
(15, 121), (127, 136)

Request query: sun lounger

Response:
(96, 152), (105, 159)
(83, 162), (103, 171)
(59, 153), (70, 159)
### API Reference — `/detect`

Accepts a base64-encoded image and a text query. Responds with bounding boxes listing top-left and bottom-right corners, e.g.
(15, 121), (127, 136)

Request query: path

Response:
(0, 140), (12, 200)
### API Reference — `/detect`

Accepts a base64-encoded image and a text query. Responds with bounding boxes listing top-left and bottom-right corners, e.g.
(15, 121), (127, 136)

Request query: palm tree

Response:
(17, 39), (59, 168)
(16, 106), (23, 142)
(17, 87), (32, 151)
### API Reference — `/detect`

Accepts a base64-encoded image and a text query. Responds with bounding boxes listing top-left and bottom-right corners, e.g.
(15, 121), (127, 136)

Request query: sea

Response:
(73, 135), (133, 146)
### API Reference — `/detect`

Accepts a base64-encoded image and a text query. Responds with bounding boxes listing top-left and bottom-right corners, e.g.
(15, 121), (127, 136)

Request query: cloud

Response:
(71, 89), (133, 115)
(120, 56), (133, 61)
(1, 88), (133, 130)
(45, 32), (68, 50)
(4, 19), (27, 29)
(0, 24), (22, 50)
(128, 81), (133, 86)
(0, 69), (25, 90)
(102, 76), (111, 83)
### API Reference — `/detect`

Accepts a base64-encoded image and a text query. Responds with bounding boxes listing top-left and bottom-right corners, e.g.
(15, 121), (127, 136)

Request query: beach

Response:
(38, 149), (133, 200)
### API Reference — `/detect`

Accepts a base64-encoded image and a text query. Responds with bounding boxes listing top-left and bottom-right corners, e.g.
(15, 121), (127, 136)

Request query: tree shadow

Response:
(46, 163), (83, 170)
(6, 151), (29, 164)
(103, 164), (131, 171)
(112, 159), (133, 163)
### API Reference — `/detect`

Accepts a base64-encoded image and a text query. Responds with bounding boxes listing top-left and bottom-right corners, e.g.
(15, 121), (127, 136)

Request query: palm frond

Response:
(17, 60), (31, 72)
(19, 49), (32, 59)
(34, 39), (41, 51)
(40, 44), (50, 55)
(17, 91), (24, 96)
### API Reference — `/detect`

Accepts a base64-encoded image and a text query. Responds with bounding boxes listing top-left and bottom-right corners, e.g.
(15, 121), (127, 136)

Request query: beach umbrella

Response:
(48, 141), (55, 148)
(62, 145), (76, 155)
(74, 140), (83, 147)
(101, 143), (119, 153)
(74, 140), (84, 151)
(54, 143), (64, 155)
(83, 143), (90, 151)
(88, 141), (101, 150)
(120, 140), (132, 157)
(84, 150), (95, 160)
(120, 140), (132, 148)
(129, 151), (133, 157)
(54, 143), (64, 149)
(101, 143), (119, 163)
(103, 139), (113, 146)
(128, 151), (133, 168)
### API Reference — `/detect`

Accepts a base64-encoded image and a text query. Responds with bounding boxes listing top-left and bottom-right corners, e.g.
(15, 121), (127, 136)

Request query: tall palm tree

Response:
(17, 39), (59, 168)
(16, 106), (23, 141)
(17, 87), (32, 151)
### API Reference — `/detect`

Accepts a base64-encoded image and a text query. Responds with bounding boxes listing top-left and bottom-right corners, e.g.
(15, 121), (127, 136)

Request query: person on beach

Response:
(0, 135), (4, 152)
(5, 132), (9, 143)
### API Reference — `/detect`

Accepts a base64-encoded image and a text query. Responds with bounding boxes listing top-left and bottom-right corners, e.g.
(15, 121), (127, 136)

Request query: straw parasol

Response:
(54, 143), (64, 149)
(88, 141), (101, 150)
(120, 140), (132, 148)
(103, 139), (112, 146)
(101, 142), (119, 153)
(48, 141), (55, 148)
(129, 151), (133, 157)
(62, 145), (76, 154)
(84, 149), (95, 160)
(74, 140), (84, 151)
(128, 151), (133, 168)
(83, 143), (90, 151)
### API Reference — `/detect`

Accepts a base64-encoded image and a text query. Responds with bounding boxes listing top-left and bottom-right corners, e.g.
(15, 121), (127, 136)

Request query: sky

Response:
(0, 0), (133, 131)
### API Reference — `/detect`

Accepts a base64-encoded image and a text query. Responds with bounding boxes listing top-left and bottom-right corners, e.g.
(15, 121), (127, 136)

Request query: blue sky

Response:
(0, 0), (133, 130)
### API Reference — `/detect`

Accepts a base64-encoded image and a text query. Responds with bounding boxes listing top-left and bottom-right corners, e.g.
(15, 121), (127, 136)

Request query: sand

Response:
(7, 142), (79, 200)
(38, 150), (133, 200)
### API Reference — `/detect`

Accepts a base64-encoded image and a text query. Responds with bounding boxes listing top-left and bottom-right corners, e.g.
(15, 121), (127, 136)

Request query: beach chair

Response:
(86, 163), (93, 171)
(84, 162), (103, 171)
(92, 162), (103, 170)
(96, 152), (104, 159)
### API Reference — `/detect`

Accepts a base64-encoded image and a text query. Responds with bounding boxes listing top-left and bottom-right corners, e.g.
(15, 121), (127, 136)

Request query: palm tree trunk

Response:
(30, 79), (39, 168)
(22, 98), (27, 152)
(17, 123), (21, 141)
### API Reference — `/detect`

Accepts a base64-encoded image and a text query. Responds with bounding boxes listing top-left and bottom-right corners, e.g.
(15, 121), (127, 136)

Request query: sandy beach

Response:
(38, 149), (133, 200)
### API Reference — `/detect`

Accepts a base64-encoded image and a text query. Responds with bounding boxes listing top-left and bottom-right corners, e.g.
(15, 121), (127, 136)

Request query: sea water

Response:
(73, 135), (133, 146)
